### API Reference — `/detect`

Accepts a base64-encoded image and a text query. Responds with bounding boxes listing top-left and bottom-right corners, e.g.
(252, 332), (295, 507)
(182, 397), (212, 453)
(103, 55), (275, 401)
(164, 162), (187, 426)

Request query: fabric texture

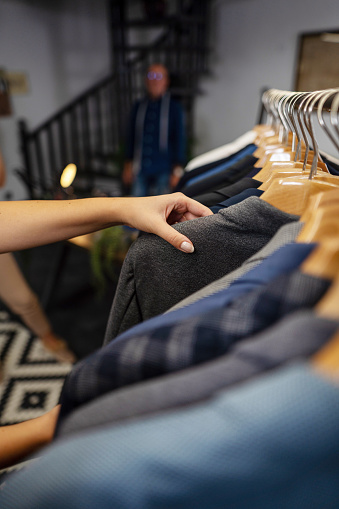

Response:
(245, 165), (262, 178)
(184, 130), (257, 171)
(210, 187), (263, 213)
(180, 152), (258, 197)
(104, 197), (299, 342)
(57, 310), (339, 437)
(57, 268), (330, 423)
(181, 145), (257, 190)
(3, 363), (339, 509)
(175, 143), (258, 192)
(169, 220), (304, 311)
(99, 222), (303, 362)
(194, 177), (262, 207)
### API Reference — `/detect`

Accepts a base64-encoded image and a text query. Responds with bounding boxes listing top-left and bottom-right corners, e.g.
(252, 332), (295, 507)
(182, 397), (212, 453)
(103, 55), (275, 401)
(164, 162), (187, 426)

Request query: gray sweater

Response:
(104, 197), (298, 343)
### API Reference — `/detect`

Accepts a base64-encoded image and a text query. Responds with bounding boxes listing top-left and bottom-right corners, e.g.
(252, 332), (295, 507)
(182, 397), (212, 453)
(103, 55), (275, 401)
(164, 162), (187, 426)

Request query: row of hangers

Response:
(250, 87), (339, 381)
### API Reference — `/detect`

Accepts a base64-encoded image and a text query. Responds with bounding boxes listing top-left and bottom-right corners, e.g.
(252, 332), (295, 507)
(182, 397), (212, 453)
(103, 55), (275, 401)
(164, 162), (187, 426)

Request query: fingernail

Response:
(180, 241), (194, 253)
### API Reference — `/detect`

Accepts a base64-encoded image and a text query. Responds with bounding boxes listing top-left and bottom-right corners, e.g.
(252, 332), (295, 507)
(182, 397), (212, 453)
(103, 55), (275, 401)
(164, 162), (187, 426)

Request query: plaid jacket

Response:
(58, 270), (330, 421)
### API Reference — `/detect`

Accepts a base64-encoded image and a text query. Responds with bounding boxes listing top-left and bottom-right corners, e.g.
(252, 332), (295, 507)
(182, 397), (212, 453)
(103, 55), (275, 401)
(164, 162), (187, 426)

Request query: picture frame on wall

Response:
(294, 29), (339, 91)
(0, 72), (12, 117)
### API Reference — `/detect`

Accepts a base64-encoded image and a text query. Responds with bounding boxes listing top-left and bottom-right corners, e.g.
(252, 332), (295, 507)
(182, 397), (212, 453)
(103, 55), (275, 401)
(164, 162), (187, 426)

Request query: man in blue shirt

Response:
(123, 64), (186, 196)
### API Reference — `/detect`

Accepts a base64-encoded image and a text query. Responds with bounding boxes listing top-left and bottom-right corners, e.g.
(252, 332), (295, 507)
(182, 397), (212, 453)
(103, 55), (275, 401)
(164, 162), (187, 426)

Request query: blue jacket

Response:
(126, 93), (186, 176)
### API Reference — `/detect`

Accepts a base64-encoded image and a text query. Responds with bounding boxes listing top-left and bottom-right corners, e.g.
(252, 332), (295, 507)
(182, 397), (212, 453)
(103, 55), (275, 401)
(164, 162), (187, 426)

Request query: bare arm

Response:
(0, 406), (60, 470)
(0, 193), (212, 254)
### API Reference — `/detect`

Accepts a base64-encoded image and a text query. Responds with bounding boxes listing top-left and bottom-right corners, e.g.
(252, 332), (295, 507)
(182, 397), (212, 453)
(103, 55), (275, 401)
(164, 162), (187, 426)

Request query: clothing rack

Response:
(2, 86), (339, 507)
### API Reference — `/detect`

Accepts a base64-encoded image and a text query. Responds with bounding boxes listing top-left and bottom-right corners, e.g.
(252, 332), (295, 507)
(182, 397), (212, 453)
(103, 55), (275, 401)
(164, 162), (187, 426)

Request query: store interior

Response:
(0, 0), (339, 506)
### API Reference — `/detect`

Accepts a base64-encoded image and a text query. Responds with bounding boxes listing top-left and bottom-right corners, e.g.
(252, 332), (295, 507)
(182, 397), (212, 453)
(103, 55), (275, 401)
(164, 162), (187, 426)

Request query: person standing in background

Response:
(122, 63), (186, 196)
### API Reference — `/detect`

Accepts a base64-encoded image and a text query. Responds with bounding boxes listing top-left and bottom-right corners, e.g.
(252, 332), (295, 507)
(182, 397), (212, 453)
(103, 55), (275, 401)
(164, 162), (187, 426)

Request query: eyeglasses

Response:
(147, 71), (165, 81)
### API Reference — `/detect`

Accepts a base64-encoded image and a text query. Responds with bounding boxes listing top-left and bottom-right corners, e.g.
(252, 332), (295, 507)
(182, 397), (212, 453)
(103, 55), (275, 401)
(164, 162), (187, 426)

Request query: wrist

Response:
(39, 405), (61, 444)
(109, 197), (135, 228)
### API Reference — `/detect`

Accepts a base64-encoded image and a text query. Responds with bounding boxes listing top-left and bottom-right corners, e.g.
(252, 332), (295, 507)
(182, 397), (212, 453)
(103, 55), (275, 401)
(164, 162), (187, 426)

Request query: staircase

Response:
(18, 0), (212, 199)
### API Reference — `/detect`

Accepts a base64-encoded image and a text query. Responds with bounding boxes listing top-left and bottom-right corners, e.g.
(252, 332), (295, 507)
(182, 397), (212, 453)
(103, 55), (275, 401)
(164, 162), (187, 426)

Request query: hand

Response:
(41, 331), (77, 364)
(123, 192), (213, 253)
(0, 405), (61, 469)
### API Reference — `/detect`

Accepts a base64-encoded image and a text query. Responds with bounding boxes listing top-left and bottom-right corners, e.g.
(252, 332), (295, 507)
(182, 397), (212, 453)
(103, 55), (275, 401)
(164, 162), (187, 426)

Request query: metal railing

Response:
(18, 0), (211, 199)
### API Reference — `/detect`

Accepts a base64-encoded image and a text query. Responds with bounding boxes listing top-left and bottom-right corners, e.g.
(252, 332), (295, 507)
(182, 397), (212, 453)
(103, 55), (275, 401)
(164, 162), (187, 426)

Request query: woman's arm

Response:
(0, 406), (60, 470)
(0, 193), (212, 254)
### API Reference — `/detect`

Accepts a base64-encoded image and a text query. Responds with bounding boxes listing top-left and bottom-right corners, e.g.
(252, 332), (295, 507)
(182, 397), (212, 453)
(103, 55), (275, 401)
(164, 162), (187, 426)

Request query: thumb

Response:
(154, 221), (195, 253)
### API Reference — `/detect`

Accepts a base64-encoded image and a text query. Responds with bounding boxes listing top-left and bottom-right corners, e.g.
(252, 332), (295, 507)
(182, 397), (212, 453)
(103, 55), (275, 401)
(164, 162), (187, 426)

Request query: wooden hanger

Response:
(254, 91), (293, 158)
(311, 329), (339, 383)
(260, 176), (339, 216)
(258, 169), (334, 191)
(254, 132), (296, 162)
(297, 182), (339, 231)
(254, 155), (328, 177)
(254, 159), (329, 182)
(256, 91), (332, 177)
(258, 87), (339, 215)
(253, 89), (286, 145)
(305, 188), (339, 209)
(254, 146), (309, 170)
(300, 237), (339, 279)
(315, 276), (339, 321)
(304, 243), (339, 381)
(254, 145), (285, 164)
(297, 203), (339, 243)
(253, 126), (279, 146)
(298, 192), (329, 225)
(312, 277), (339, 385)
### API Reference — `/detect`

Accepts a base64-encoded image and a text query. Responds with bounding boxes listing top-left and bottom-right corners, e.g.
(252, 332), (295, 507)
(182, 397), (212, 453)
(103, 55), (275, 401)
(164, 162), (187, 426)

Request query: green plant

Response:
(90, 226), (137, 296)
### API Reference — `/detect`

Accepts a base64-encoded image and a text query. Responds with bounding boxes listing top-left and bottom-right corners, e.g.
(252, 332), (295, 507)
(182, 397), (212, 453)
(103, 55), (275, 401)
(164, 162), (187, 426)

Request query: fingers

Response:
(152, 218), (195, 253)
(171, 193), (212, 219)
(151, 194), (211, 252)
(178, 211), (201, 221)
(122, 194), (210, 253)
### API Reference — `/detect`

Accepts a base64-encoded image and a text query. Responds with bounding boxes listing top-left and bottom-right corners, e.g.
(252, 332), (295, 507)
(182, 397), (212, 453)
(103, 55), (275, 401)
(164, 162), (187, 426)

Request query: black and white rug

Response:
(0, 310), (72, 426)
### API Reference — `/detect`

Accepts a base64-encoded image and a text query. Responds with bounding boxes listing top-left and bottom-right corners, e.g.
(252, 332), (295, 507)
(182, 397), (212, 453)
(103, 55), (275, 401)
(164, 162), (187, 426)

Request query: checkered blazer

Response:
(58, 270), (330, 421)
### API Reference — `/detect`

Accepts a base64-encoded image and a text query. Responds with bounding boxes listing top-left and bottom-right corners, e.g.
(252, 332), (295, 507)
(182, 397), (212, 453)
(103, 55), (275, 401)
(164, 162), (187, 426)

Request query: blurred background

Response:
(1, 0), (339, 202)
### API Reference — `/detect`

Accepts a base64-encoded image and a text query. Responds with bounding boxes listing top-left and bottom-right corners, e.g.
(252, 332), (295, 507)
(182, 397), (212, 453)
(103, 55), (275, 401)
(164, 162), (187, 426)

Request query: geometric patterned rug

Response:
(0, 310), (72, 482)
(0, 311), (72, 426)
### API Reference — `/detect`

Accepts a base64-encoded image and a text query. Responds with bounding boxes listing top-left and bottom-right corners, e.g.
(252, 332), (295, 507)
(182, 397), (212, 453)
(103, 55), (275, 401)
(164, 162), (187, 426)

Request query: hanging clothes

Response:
(105, 196), (298, 339)
(3, 87), (339, 509)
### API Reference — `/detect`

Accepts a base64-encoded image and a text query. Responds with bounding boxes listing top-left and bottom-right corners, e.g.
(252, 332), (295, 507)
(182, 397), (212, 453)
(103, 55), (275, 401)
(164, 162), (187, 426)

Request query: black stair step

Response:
(115, 45), (210, 52)
(110, 15), (205, 28)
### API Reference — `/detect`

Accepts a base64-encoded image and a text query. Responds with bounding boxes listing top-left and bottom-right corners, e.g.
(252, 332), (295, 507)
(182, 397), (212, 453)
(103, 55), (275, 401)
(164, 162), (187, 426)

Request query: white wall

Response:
(0, 0), (338, 199)
(195, 0), (339, 156)
(0, 0), (110, 199)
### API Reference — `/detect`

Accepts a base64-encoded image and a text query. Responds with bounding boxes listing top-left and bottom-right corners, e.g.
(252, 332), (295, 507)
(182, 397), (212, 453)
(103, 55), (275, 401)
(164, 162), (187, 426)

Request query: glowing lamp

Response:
(60, 163), (77, 188)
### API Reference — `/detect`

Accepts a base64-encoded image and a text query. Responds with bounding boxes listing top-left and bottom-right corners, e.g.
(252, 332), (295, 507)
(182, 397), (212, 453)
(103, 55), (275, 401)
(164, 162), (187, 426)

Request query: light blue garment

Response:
(1, 363), (339, 508)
